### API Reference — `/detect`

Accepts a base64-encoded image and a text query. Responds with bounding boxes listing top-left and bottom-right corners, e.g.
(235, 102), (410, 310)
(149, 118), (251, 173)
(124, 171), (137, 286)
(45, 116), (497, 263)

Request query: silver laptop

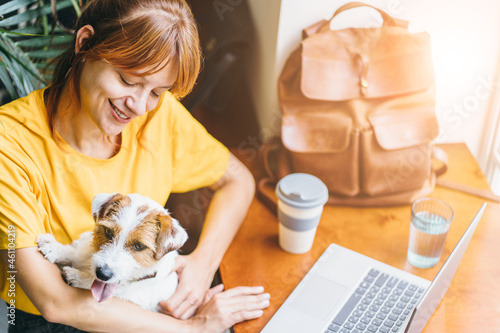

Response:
(262, 203), (486, 333)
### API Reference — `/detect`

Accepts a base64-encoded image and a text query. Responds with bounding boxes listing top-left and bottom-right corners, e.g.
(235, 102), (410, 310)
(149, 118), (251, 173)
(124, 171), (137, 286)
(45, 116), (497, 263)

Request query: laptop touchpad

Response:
(289, 274), (348, 320)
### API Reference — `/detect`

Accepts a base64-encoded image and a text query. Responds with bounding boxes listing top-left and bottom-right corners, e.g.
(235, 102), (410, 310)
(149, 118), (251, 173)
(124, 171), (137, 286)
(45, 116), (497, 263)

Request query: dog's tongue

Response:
(91, 279), (118, 303)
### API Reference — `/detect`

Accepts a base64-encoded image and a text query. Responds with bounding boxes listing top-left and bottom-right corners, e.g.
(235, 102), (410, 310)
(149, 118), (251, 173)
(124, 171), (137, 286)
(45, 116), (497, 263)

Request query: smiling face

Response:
(78, 59), (178, 137)
(46, 1), (201, 151)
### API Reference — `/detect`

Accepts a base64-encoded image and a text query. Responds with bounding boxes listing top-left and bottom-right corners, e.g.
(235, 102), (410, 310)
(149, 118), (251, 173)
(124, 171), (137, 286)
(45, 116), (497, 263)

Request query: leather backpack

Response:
(260, 2), (445, 207)
(257, 2), (500, 211)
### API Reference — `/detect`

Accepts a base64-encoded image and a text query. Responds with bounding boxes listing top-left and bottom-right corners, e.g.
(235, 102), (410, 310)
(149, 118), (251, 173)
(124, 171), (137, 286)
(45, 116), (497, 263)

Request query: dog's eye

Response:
(103, 227), (114, 239)
(132, 243), (147, 251)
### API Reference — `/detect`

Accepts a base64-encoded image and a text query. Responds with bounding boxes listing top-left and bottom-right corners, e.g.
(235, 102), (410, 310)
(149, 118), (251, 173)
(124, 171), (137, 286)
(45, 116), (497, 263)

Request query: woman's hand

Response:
(159, 153), (257, 321)
(190, 284), (270, 333)
(158, 254), (214, 319)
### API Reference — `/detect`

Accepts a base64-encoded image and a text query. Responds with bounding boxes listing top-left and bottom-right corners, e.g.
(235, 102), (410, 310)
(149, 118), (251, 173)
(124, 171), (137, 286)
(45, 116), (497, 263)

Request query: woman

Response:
(0, 0), (269, 332)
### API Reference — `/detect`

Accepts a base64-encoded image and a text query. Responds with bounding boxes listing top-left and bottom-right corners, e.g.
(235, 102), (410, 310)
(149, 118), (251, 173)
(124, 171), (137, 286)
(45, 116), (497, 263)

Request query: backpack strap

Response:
(436, 179), (500, 202)
(257, 178), (279, 215)
(432, 146), (500, 202)
(432, 145), (448, 177)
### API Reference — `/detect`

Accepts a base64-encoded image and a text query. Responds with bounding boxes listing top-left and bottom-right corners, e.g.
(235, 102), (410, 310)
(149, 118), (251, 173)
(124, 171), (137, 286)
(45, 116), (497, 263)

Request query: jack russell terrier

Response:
(37, 192), (188, 312)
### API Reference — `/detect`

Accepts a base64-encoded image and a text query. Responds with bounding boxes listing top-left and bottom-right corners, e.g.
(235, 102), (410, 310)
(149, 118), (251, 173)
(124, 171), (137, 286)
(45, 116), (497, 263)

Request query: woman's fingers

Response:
(219, 292), (270, 309)
(159, 255), (215, 319)
(210, 286), (270, 314)
(169, 289), (199, 320)
(231, 308), (265, 325)
(191, 285), (270, 332)
(204, 284), (225, 303)
(219, 289), (270, 328)
(157, 280), (191, 316)
(173, 284), (220, 320)
(215, 285), (265, 298)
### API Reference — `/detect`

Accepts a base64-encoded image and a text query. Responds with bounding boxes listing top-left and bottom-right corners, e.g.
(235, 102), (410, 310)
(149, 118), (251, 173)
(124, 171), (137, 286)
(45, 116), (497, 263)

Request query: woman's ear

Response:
(75, 25), (95, 54)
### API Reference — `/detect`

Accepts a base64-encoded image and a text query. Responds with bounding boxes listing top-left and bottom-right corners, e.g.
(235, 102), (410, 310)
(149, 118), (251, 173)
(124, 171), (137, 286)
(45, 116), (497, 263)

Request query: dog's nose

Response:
(95, 265), (113, 281)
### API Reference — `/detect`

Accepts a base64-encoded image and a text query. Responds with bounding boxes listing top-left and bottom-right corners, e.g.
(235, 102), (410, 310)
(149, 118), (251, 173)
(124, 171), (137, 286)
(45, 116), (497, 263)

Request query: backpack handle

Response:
(304, 2), (407, 39)
(328, 2), (398, 27)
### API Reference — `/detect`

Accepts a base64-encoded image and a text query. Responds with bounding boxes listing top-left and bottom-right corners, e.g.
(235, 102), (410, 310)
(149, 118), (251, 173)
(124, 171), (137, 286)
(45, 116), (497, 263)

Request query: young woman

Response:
(0, 0), (269, 332)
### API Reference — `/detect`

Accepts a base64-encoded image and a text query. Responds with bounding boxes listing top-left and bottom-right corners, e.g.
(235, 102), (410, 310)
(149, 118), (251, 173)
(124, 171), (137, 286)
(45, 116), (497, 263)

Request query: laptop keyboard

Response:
(324, 269), (425, 333)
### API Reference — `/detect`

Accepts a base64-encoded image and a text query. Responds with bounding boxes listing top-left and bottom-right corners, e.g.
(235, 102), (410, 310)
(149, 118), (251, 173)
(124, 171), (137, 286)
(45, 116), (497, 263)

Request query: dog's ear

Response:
(154, 213), (188, 260)
(91, 192), (122, 222)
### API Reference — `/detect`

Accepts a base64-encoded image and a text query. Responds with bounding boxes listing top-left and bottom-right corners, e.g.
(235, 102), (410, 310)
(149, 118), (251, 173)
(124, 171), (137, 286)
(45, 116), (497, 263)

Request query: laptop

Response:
(262, 203), (487, 333)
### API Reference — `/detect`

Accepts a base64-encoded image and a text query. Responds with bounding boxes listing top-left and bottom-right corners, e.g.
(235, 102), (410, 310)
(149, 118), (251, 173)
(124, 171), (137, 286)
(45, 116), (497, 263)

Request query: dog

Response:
(37, 192), (188, 312)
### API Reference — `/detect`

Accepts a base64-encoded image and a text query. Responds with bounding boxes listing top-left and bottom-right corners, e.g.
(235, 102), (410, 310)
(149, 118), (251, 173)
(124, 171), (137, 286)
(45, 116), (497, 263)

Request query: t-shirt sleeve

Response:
(0, 146), (47, 249)
(167, 99), (230, 193)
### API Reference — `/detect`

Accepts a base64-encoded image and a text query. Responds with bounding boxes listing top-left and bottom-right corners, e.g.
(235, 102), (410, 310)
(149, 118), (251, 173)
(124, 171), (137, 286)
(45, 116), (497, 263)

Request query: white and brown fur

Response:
(37, 192), (188, 312)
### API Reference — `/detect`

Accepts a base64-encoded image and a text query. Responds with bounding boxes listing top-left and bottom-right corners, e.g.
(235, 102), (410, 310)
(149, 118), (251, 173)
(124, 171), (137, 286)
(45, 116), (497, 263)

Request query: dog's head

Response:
(89, 192), (188, 302)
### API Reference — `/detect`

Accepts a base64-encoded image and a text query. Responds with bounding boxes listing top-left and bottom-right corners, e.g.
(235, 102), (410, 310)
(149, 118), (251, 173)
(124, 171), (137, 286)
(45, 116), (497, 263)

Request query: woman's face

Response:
(78, 59), (178, 137)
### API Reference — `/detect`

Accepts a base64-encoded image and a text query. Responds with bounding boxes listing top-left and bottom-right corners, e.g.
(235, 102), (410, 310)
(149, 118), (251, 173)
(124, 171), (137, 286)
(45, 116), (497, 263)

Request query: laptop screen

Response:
(405, 203), (486, 333)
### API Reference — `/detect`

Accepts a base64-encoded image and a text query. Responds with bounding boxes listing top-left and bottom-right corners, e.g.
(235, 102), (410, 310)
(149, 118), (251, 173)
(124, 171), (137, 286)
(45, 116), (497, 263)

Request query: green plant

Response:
(0, 0), (81, 101)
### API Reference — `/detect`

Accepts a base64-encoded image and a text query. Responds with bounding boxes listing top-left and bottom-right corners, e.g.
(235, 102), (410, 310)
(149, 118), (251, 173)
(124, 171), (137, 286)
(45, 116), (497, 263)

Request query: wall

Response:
(247, 0), (500, 166)
(245, 0), (283, 139)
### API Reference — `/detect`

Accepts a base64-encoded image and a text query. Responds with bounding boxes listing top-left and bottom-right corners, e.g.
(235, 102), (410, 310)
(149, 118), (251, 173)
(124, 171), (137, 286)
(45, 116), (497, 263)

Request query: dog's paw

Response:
(37, 233), (56, 246)
(62, 266), (92, 289)
(36, 234), (60, 263)
(61, 266), (79, 287)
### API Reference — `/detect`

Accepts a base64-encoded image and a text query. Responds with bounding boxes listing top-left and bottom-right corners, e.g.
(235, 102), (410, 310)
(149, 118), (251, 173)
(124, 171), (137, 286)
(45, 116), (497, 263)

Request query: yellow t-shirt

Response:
(0, 89), (229, 314)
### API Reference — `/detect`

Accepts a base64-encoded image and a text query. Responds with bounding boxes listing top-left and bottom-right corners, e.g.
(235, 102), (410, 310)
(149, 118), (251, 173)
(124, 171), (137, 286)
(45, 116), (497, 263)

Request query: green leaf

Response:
(0, 0), (74, 28)
(0, 0), (38, 16)
(26, 48), (66, 59)
(0, 28), (43, 37)
(0, 0), (82, 101)
(0, 55), (32, 97)
(0, 63), (19, 100)
(9, 25), (68, 35)
(69, 0), (81, 17)
(0, 32), (45, 87)
(16, 35), (73, 47)
(0, 34), (42, 77)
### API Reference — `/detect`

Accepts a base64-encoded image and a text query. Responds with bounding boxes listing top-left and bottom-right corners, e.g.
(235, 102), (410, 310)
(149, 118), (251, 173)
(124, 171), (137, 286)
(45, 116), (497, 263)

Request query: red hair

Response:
(45, 0), (201, 145)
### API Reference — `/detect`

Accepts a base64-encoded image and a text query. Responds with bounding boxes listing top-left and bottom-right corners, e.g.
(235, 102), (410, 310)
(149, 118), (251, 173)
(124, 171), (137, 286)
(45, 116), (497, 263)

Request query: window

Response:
(490, 144), (500, 195)
(482, 105), (500, 195)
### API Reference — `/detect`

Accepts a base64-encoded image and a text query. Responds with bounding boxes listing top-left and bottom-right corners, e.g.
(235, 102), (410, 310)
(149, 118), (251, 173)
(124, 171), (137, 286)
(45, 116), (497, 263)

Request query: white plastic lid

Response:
(276, 173), (329, 209)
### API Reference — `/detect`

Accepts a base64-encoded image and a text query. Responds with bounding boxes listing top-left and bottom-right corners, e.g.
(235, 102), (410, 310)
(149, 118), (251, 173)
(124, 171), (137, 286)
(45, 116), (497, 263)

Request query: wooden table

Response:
(220, 143), (500, 332)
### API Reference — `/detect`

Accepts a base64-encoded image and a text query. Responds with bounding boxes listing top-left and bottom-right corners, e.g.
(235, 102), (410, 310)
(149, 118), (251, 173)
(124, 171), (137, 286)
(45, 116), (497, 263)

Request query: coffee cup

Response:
(276, 173), (328, 254)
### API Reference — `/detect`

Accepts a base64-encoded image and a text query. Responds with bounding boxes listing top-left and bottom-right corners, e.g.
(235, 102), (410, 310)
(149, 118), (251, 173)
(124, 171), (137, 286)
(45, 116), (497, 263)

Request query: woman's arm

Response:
(1, 246), (267, 332)
(160, 153), (256, 319)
